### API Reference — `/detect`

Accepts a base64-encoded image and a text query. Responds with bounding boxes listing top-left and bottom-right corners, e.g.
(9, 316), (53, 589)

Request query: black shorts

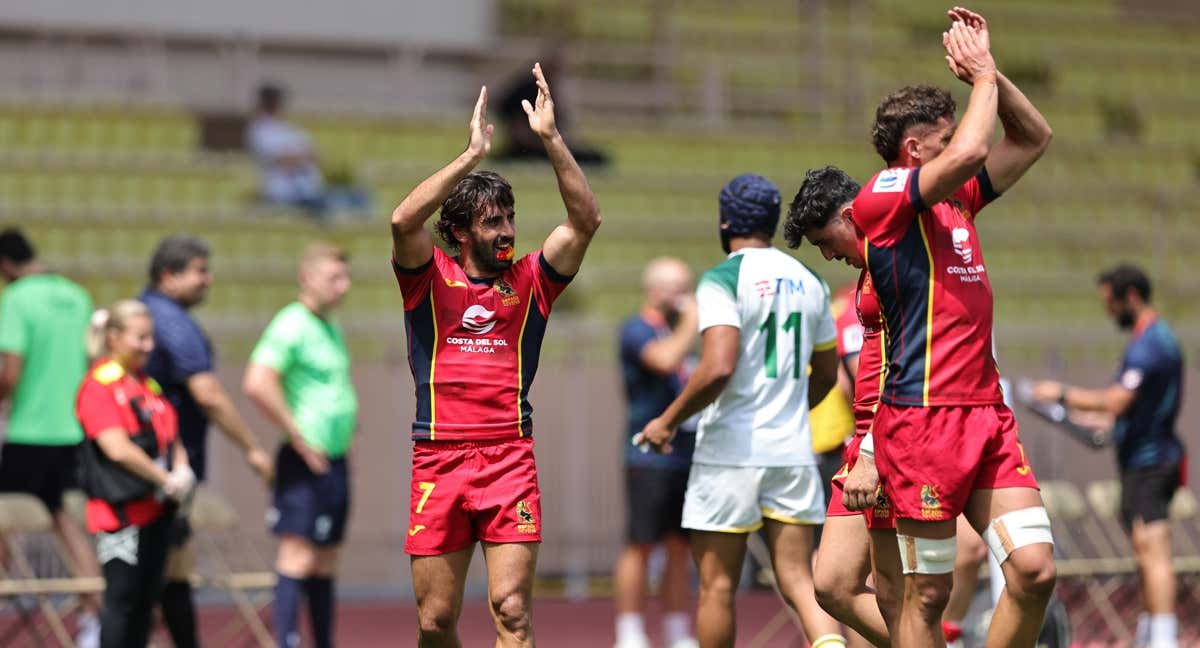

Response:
(1120, 464), (1181, 529)
(0, 443), (80, 512)
(625, 466), (689, 544)
(269, 444), (350, 546)
(813, 445), (846, 547)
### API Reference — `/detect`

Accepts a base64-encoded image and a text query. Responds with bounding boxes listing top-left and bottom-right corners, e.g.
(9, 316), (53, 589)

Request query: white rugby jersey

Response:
(693, 246), (837, 467)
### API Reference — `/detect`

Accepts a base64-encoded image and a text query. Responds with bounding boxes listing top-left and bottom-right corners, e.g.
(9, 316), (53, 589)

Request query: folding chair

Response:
(1039, 480), (1132, 643)
(0, 493), (103, 648)
(187, 488), (276, 647)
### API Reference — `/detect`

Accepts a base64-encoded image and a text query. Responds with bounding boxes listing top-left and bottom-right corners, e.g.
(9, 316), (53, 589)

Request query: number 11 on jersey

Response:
(760, 311), (802, 379)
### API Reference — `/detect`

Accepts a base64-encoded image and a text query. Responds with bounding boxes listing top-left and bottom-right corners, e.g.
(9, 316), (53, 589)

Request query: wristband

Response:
(859, 432), (875, 459)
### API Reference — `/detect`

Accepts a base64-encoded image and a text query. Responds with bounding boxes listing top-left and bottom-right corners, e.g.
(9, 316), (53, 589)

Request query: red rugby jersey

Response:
(852, 270), (885, 435)
(393, 248), (572, 441)
(852, 166), (1002, 407)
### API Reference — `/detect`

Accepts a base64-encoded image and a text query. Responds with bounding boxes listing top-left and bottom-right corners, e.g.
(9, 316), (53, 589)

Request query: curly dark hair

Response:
(1098, 264), (1152, 303)
(783, 167), (861, 249)
(436, 171), (515, 251)
(871, 85), (956, 164)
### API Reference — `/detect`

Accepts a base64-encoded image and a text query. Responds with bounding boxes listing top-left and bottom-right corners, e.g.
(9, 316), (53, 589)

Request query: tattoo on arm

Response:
(999, 108), (1031, 141)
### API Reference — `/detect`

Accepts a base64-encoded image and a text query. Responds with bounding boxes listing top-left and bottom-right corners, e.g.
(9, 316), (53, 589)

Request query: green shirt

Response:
(0, 274), (92, 445)
(249, 302), (357, 458)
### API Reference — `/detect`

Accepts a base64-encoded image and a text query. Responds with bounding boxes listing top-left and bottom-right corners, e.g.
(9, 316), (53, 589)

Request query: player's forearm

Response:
(661, 367), (730, 429)
(245, 379), (302, 443)
(947, 76), (999, 166)
(391, 150), (483, 234)
(1061, 385), (1111, 413)
(542, 132), (601, 236)
(642, 326), (696, 375)
(996, 72), (1052, 151)
(199, 389), (264, 455)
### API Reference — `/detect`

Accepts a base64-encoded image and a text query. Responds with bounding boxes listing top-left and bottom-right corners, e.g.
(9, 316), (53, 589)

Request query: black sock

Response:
(274, 574), (305, 648)
(161, 580), (199, 648)
(304, 577), (335, 648)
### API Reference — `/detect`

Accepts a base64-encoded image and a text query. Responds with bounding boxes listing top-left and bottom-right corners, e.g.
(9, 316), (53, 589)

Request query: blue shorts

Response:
(269, 444), (350, 546)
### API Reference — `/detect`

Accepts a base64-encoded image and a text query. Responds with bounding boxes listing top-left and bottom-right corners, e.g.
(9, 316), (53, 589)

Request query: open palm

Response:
(467, 85), (493, 158)
(521, 62), (558, 139)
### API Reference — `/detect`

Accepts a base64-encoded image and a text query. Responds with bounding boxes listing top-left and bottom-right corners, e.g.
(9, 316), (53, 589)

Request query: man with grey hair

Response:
(615, 257), (699, 648)
(139, 234), (272, 647)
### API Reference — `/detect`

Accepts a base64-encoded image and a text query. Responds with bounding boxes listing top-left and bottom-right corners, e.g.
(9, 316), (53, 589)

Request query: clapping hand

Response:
(466, 86), (494, 160)
(943, 7), (996, 84)
(521, 62), (559, 141)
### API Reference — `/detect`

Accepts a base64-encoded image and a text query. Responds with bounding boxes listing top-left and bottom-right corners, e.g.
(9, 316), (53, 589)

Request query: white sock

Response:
(616, 613), (647, 644)
(1148, 613), (1178, 648)
(811, 634), (847, 648)
(1136, 613), (1150, 647)
(663, 611), (691, 645)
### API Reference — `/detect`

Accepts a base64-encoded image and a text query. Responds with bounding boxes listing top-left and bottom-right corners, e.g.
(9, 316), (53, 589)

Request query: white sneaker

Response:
(613, 636), (652, 648)
(75, 612), (101, 648)
(668, 639), (700, 648)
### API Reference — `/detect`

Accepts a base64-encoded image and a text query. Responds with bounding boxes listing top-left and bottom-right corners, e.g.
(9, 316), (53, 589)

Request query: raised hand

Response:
(467, 85), (494, 160)
(521, 62), (559, 140)
(948, 6), (989, 51)
(943, 18), (996, 85)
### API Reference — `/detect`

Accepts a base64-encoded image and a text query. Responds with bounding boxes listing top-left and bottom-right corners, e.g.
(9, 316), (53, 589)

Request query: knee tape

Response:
(984, 506), (1054, 565)
(896, 534), (957, 575)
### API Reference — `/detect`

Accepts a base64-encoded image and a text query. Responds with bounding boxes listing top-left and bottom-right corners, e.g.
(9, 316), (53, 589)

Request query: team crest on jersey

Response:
(495, 279), (521, 307)
(516, 501), (537, 534)
(920, 484), (942, 519)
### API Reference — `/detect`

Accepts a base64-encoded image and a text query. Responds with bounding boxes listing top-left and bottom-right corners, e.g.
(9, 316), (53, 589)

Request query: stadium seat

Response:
(186, 488), (276, 647)
(0, 494), (103, 647)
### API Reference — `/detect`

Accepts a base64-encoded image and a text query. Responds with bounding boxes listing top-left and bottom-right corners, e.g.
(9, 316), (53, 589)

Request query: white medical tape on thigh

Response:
(983, 506), (1054, 565)
(896, 533), (957, 574)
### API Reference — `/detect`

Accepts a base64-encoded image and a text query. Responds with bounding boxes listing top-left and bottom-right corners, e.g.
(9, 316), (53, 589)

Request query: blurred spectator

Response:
(77, 300), (194, 648)
(615, 257), (698, 648)
(496, 56), (610, 166)
(247, 83), (370, 219)
(1032, 264), (1186, 648)
(244, 242), (357, 648)
(139, 235), (272, 648)
(0, 228), (102, 648)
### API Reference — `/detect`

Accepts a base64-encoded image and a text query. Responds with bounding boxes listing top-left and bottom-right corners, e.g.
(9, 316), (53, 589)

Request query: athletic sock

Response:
(161, 581), (199, 648)
(274, 574), (305, 648)
(1136, 613), (1150, 647)
(811, 634), (847, 648)
(615, 612), (647, 646)
(1148, 613), (1178, 648)
(305, 577), (335, 648)
(662, 611), (692, 645)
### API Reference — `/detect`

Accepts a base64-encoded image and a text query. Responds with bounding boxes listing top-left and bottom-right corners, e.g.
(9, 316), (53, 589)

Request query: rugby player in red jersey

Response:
(785, 168), (897, 647)
(391, 63), (601, 647)
(789, 8), (1055, 646)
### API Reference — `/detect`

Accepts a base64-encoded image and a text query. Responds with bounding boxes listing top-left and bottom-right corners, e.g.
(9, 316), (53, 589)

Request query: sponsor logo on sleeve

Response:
(1120, 368), (1144, 391)
(872, 168), (910, 194)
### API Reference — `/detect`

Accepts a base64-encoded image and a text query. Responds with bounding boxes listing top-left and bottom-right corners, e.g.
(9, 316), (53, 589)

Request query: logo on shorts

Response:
(495, 279), (521, 307)
(516, 501), (537, 534)
(920, 484), (942, 519)
(873, 489), (892, 519)
(408, 525), (426, 536)
(462, 305), (497, 335)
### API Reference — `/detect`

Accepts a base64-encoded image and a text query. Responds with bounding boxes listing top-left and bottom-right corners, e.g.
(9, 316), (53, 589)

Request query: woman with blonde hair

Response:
(76, 300), (194, 648)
